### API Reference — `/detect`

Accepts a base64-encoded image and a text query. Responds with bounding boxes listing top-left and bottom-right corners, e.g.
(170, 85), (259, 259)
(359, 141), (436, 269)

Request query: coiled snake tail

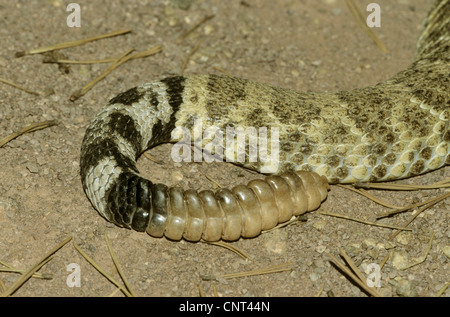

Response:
(80, 0), (449, 241)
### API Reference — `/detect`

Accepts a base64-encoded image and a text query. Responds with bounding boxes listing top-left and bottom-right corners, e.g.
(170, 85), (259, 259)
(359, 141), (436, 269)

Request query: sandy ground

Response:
(0, 0), (448, 297)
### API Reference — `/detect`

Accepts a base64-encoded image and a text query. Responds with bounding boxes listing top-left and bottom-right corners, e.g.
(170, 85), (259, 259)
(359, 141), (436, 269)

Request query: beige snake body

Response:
(80, 0), (449, 241)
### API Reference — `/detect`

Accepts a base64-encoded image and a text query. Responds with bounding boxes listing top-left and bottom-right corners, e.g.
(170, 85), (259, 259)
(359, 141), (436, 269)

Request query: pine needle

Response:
(355, 179), (450, 190)
(0, 77), (40, 95)
(1, 236), (71, 297)
(69, 46), (161, 101)
(388, 192), (450, 241)
(345, 0), (387, 53)
(337, 184), (403, 209)
(15, 29), (132, 57)
(400, 232), (435, 270)
(220, 262), (293, 279)
(43, 46), (161, 64)
(436, 281), (450, 297)
(104, 234), (136, 296)
(206, 241), (250, 260)
(70, 48), (134, 101)
(180, 39), (202, 76)
(0, 120), (58, 148)
(377, 191), (450, 219)
(327, 251), (381, 297)
(317, 210), (411, 231)
(73, 241), (133, 297)
(205, 174), (223, 189)
(177, 15), (215, 40)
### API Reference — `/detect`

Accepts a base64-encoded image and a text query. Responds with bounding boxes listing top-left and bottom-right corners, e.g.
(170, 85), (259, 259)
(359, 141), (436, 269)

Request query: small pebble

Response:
(441, 245), (450, 259)
(390, 277), (417, 297)
(391, 250), (409, 270)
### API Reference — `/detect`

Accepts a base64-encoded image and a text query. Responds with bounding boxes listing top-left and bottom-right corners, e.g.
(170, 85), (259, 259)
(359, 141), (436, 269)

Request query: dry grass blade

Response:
(0, 120), (58, 148)
(0, 77), (40, 95)
(104, 234), (136, 297)
(345, 0), (387, 53)
(327, 252), (381, 297)
(206, 241), (250, 260)
(1, 236), (72, 297)
(317, 210), (411, 231)
(220, 262), (293, 279)
(15, 29), (132, 57)
(73, 241), (132, 297)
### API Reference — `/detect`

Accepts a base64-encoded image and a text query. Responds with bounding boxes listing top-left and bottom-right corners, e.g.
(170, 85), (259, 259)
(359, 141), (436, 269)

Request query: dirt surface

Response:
(0, 0), (448, 297)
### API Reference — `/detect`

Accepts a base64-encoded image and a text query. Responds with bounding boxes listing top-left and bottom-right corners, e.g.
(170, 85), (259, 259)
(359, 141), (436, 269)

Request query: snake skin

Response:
(80, 0), (449, 237)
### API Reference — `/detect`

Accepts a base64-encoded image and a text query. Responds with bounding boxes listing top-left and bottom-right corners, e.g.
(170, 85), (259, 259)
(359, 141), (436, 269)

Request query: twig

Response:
(15, 29), (132, 57)
(0, 120), (58, 148)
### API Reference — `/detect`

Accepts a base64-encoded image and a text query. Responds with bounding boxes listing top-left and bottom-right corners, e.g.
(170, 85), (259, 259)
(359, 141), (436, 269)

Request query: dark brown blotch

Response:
(109, 87), (145, 106)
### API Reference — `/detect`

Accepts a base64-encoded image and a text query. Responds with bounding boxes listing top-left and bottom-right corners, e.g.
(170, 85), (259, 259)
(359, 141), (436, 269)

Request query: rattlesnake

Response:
(80, 0), (449, 241)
